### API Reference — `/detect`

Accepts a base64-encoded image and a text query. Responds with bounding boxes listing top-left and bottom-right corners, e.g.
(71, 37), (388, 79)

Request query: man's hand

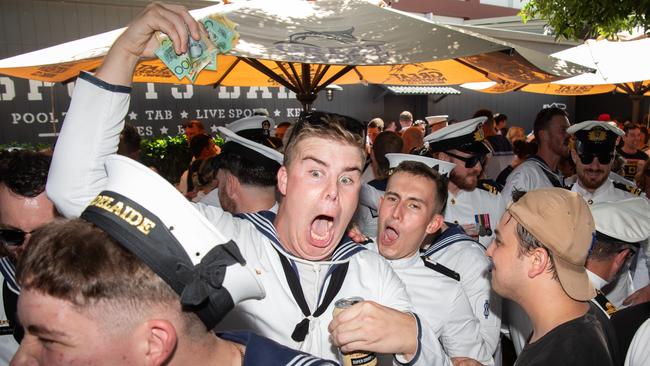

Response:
(96, 2), (202, 86)
(328, 301), (418, 360)
(623, 284), (650, 306)
(347, 222), (369, 244)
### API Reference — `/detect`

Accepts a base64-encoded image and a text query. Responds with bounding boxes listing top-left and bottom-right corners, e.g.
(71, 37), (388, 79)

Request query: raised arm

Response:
(46, 4), (202, 217)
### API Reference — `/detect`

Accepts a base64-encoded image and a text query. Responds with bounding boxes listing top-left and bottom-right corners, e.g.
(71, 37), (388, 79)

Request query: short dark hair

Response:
(117, 124), (141, 156)
(589, 234), (636, 261)
(0, 150), (51, 197)
(372, 131), (403, 177)
(189, 134), (212, 159)
(18, 219), (208, 336)
(533, 107), (568, 141)
(623, 122), (641, 134)
(473, 109), (495, 124)
(391, 161), (448, 215)
(495, 114), (508, 123)
(218, 150), (278, 187)
(183, 120), (205, 131)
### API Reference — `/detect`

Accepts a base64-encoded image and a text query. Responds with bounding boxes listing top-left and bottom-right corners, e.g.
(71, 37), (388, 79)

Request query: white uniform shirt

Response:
(423, 225), (501, 356)
(0, 270), (19, 364)
(444, 185), (505, 248)
(354, 180), (386, 238)
(501, 157), (563, 205)
(366, 241), (493, 365)
(625, 318), (650, 366)
(573, 179), (648, 308)
(46, 73), (446, 366)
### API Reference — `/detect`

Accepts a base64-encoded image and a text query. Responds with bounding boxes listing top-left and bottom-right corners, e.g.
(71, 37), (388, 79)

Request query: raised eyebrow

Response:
(302, 155), (329, 167)
(384, 191), (401, 199)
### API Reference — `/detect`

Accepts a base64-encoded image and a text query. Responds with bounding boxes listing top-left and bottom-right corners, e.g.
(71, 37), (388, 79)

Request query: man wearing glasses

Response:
(422, 118), (504, 361)
(567, 120), (644, 204)
(567, 121), (647, 310)
(0, 150), (57, 362)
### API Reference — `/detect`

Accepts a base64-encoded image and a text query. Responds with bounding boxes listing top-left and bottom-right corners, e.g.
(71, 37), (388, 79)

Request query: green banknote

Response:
(155, 31), (217, 83)
(202, 15), (238, 71)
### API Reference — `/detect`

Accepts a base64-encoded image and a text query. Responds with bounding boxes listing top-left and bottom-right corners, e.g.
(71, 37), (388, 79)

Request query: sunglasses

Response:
(445, 151), (486, 169)
(0, 228), (35, 247)
(577, 152), (614, 165)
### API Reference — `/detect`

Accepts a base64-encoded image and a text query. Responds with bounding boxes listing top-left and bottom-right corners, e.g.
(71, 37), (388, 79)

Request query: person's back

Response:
(515, 303), (614, 366)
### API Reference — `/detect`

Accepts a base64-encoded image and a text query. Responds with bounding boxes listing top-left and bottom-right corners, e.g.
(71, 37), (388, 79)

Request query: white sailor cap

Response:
(386, 153), (456, 176)
(80, 155), (265, 329)
(590, 198), (650, 244)
(424, 116), (491, 155)
(425, 115), (448, 125)
(253, 108), (270, 116)
(218, 126), (283, 168)
(226, 115), (275, 133)
(568, 120), (624, 154)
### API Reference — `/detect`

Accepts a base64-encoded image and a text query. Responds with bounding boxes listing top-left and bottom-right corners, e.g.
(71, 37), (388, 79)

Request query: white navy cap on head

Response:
(386, 153), (456, 176)
(226, 115), (275, 133)
(218, 126), (283, 167)
(590, 198), (650, 244)
(568, 120), (624, 154)
(424, 116), (491, 154)
(425, 115), (448, 125)
(80, 155), (265, 330)
(253, 108), (270, 117)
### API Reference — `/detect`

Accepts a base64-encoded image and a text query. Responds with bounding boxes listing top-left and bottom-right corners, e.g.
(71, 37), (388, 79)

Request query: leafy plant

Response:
(521, 0), (650, 40)
(139, 134), (224, 184)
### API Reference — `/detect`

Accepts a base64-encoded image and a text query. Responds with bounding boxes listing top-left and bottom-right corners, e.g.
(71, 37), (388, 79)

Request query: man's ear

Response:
(528, 247), (551, 279)
(144, 319), (178, 366)
(225, 171), (239, 198)
(612, 249), (631, 275)
(425, 214), (445, 235)
(277, 166), (288, 195)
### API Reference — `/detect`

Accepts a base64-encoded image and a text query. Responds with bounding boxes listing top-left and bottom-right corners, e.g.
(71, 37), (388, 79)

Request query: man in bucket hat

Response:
(487, 188), (618, 366)
(12, 155), (338, 365)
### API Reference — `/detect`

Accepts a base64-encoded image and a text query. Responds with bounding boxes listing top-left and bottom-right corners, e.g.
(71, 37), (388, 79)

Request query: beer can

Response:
(333, 297), (378, 366)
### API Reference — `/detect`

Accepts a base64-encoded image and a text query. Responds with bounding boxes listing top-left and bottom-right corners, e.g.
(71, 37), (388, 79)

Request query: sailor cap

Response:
(386, 153), (456, 176)
(424, 116), (491, 154)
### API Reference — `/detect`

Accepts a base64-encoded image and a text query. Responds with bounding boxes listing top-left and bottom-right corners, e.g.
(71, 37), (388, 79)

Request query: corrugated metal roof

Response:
(385, 85), (461, 95)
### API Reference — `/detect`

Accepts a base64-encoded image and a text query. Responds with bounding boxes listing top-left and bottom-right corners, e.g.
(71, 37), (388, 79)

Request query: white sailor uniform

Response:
(46, 72), (446, 366)
(422, 224), (501, 357)
(444, 183), (505, 248)
(573, 180), (647, 308)
(501, 156), (564, 205)
(365, 241), (493, 365)
(0, 260), (19, 364)
(355, 179), (387, 238)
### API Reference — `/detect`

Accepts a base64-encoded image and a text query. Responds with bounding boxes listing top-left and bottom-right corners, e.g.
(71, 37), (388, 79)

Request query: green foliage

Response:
(521, 0), (650, 40)
(139, 134), (224, 184)
(0, 142), (52, 152)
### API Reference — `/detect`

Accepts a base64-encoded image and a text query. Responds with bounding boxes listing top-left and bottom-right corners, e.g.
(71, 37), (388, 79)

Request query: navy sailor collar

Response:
(421, 222), (483, 257)
(236, 210), (366, 264)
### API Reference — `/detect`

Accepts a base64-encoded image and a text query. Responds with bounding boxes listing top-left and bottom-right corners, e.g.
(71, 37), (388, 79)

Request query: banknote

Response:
(202, 15), (239, 71)
(154, 30), (217, 83)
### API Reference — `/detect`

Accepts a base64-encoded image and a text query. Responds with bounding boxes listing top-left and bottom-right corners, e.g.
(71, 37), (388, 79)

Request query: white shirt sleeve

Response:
(46, 72), (130, 218)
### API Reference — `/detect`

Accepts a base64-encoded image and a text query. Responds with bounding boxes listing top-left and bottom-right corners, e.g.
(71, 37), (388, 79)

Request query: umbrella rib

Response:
(453, 58), (490, 78)
(616, 83), (634, 94)
(241, 58), (297, 92)
(212, 58), (241, 88)
(275, 62), (303, 93)
(290, 63), (307, 94)
(311, 64), (330, 87)
(313, 65), (354, 94)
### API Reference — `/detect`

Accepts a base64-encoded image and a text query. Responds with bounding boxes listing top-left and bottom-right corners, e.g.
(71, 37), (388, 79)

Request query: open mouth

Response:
(382, 225), (399, 245)
(310, 214), (335, 247)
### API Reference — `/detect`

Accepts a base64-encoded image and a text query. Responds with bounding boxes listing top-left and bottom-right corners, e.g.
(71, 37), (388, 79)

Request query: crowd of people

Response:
(1, 3), (650, 366)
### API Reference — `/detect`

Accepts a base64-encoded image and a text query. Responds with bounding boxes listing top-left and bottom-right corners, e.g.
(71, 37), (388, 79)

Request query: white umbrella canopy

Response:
(0, 0), (591, 108)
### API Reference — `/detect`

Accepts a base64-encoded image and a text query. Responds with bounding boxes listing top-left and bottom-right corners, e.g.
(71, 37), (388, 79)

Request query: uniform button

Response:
(451, 198), (456, 205)
(588, 199), (593, 205)
(454, 220), (458, 224)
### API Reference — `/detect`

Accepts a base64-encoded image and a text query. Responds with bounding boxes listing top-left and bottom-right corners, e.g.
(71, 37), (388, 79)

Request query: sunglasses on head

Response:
(445, 151), (486, 169)
(289, 111), (366, 144)
(0, 228), (34, 247)
(577, 152), (614, 165)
